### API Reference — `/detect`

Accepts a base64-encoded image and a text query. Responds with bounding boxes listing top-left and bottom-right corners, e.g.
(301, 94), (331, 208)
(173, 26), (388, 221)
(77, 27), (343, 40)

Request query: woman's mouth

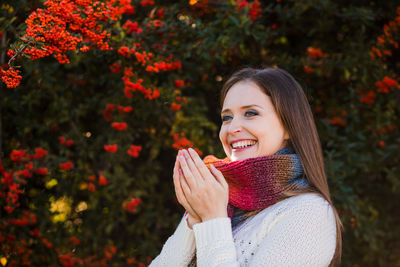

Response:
(231, 140), (257, 151)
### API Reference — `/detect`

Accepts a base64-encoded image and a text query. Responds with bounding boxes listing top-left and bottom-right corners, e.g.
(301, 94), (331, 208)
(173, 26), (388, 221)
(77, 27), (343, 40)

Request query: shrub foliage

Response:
(0, 0), (399, 266)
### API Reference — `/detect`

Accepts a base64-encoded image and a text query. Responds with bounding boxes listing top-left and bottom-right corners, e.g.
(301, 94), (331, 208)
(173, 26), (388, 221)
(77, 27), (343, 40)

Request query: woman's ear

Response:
(284, 130), (290, 140)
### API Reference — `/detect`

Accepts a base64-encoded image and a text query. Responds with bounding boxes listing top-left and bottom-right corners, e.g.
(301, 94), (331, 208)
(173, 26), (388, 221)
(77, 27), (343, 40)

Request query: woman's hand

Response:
(173, 151), (202, 229)
(177, 148), (229, 222)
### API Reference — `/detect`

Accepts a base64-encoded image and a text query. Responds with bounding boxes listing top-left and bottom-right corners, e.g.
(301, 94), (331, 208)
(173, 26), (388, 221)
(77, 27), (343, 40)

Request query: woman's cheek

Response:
(219, 126), (226, 145)
(219, 127), (230, 156)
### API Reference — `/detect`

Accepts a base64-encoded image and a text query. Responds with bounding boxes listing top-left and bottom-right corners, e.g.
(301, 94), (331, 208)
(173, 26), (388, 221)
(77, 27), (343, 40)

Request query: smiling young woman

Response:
(219, 81), (290, 161)
(150, 67), (342, 267)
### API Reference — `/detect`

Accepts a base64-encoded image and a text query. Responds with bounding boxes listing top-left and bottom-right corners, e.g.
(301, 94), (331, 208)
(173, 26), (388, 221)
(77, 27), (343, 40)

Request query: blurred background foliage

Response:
(0, 0), (399, 266)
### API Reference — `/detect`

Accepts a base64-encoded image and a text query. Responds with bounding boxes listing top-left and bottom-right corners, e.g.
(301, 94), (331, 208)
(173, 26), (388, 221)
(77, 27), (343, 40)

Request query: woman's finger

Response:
(173, 153), (201, 220)
(182, 149), (204, 180)
(175, 151), (183, 173)
(173, 164), (186, 203)
(173, 152), (179, 174)
(187, 148), (211, 180)
(179, 169), (192, 196)
(178, 154), (197, 189)
(210, 164), (228, 189)
(179, 169), (201, 216)
(174, 166), (194, 212)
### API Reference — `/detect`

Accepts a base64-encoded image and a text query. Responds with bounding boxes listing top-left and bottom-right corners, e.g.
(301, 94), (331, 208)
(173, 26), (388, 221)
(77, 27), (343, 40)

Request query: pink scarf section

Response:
(203, 148), (306, 218)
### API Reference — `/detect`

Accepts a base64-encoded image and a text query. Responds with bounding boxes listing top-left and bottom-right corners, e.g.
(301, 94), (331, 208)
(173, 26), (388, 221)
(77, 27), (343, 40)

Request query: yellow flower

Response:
(75, 201), (88, 213)
(52, 213), (66, 223)
(50, 196), (72, 223)
(45, 179), (58, 189)
(0, 257), (7, 266)
(79, 182), (88, 190)
(189, 0), (198, 5)
(1, 4), (14, 13)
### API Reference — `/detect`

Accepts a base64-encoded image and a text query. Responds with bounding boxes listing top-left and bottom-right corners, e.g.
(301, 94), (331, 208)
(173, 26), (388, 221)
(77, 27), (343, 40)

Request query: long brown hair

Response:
(220, 67), (342, 266)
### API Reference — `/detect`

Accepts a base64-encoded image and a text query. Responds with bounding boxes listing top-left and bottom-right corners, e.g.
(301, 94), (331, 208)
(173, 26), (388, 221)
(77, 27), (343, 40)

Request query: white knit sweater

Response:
(150, 193), (337, 267)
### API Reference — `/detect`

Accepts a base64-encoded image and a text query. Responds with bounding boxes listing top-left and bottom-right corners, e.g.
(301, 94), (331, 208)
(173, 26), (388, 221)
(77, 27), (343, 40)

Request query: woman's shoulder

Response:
(235, 192), (336, 242)
(277, 192), (331, 209)
(257, 192), (335, 223)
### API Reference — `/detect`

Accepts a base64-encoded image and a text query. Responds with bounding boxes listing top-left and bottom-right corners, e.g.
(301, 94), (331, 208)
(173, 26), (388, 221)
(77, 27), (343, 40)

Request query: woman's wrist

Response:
(186, 215), (201, 229)
(200, 210), (228, 222)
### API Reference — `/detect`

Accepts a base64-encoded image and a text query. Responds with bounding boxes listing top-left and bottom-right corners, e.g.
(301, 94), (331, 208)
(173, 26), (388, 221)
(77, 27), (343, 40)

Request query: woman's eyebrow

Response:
(221, 104), (263, 113)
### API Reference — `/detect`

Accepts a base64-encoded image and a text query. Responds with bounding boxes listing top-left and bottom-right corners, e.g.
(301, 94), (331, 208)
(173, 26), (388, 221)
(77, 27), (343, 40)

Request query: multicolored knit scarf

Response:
(188, 147), (309, 266)
(203, 147), (309, 227)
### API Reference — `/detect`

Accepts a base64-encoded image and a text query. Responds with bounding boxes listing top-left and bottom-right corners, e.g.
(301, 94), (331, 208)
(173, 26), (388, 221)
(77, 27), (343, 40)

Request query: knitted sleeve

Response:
(249, 200), (337, 266)
(193, 217), (239, 267)
(192, 197), (336, 267)
(149, 213), (196, 267)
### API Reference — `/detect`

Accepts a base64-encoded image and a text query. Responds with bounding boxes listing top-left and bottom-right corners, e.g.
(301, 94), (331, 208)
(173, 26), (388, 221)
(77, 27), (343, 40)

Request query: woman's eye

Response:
(245, 110), (258, 117)
(221, 115), (232, 122)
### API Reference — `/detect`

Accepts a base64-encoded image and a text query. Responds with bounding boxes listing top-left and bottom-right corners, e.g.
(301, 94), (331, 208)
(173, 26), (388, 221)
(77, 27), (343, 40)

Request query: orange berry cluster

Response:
(1, 147), (49, 215)
(102, 143), (141, 158)
(122, 20), (143, 34)
(358, 91), (376, 105)
(237, 0), (262, 21)
(1, 0), (134, 89)
(303, 47), (329, 74)
(20, 0), (133, 64)
(104, 144), (118, 153)
(172, 133), (202, 156)
(170, 80), (187, 111)
(329, 110), (348, 127)
(109, 62), (122, 73)
(102, 103), (132, 121)
(370, 7), (400, 60)
(58, 243), (119, 266)
(0, 67), (22, 89)
(111, 122), (127, 131)
(127, 145), (142, 158)
(122, 67), (160, 100)
(145, 59), (182, 73)
(375, 76), (399, 94)
(122, 197), (142, 212)
(357, 76), (399, 105)
(59, 161), (74, 171)
(87, 173), (109, 192)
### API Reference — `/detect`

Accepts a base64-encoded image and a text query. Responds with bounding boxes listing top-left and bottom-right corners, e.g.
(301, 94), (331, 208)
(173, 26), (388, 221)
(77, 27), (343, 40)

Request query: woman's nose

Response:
(228, 117), (242, 134)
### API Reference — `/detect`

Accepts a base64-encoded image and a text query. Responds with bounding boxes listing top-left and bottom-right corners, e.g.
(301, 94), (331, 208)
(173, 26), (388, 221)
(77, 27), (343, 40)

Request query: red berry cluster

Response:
(172, 133), (202, 156)
(1, 147), (49, 214)
(127, 145), (142, 158)
(170, 82), (188, 111)
(0, 67), (22, 89)
(370, 7), (400, 60)
(122, 197), (142, 212)
(375, 76), (399, 94)
(1, 0), (134, 89)
(357, 76), (399, 105)
(122, 67), (160, 100)
(104, 144), (118, 153)
(102, 103), (132, 121)
(303, 47), (329, 74)
(237, 0), (262, 21)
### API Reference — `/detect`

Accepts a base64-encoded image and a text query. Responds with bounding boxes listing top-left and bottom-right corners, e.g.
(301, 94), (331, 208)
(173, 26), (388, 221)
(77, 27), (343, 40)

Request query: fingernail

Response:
(188, 147), (194, 153)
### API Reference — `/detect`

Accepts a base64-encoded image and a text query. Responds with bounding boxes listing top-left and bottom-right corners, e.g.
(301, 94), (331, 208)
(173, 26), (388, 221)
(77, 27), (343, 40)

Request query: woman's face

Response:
(219, 81), (289, 161)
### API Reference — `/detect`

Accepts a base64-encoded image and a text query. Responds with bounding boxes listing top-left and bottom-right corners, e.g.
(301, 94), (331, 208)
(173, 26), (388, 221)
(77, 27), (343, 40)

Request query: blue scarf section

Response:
(231, 147), (309, 229)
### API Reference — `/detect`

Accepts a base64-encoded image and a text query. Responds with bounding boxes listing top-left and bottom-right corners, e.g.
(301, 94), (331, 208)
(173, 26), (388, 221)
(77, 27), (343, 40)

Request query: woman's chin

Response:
(229, 147), (258, 161)
(230, 153), (255, 161)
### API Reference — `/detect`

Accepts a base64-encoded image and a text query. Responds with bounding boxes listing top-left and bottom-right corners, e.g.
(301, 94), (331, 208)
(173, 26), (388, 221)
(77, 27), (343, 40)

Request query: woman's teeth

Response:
(231, 140), (257, 149)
